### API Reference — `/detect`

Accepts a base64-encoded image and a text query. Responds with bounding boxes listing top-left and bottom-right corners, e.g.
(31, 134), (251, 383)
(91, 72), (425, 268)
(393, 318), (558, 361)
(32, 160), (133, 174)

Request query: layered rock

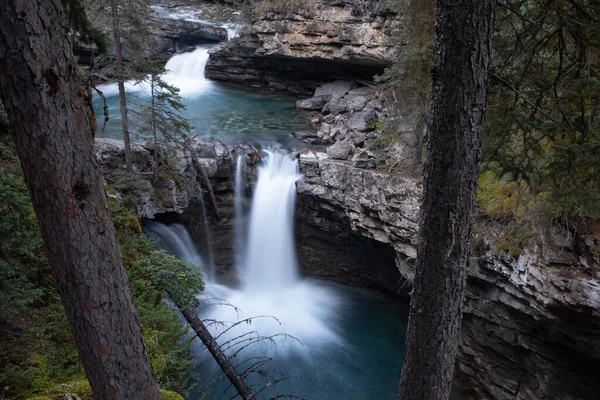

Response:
(93, 138), (255, 217)
(94, 137), (259, 272)
(94, 136), (600, 399)
(148, 15), (229, 54)
(295, 151), (600, 400)
(205, 0), (400, 93)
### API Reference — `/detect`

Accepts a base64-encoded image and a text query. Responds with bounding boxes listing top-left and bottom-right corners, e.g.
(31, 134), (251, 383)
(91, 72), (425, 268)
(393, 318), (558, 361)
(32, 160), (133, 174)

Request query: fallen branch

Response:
(179, 306), (255, 400)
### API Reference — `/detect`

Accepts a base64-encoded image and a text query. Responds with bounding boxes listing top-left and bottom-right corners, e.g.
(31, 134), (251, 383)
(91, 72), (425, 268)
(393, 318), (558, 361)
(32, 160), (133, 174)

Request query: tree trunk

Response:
(0, 2), (161, 399)
(397, 1), (496, 400)
(111, 0), (133, 172)
(151, 74), (159, 180)
(179, 307), (255, 400)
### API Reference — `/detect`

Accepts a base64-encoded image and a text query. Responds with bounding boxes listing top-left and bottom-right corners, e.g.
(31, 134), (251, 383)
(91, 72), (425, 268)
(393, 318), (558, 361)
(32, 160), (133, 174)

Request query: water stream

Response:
(145, 151), (411, 399)
(134, 38), (465, 400)
(93, 46), (310, 146)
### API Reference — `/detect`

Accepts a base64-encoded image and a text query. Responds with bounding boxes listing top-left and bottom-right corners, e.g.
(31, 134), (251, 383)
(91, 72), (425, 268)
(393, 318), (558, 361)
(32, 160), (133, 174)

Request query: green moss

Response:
(161, 389), (185, 400)
(477, 170), (531, 221)
(107, 196), (142, 234)
(105, 171), (152, 196)
(0, 145), (199, 398)
(366, 120), (386, 131)
(365, 130), (397, 156)
(27, 379), (92, 400)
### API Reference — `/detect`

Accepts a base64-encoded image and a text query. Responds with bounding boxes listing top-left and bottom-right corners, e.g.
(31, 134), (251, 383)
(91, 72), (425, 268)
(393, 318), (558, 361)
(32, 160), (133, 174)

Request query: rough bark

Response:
(397, 1), (496, 399)
(180, 307), (255, 400)
(0, 2), (161, 399)
(111, 0), (134, 172)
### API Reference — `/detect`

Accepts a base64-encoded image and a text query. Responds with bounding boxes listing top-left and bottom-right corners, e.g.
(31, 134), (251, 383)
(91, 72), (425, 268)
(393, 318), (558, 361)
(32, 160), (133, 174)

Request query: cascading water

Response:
(145, 152), (432, 400)
(202, 151), (341, 348)
(241, 151), (300, 289)
(93, 45), (310, 144)
(198, 193), (216, 278)
(162, 47), (213, 97)
(144, 220), (206, 270)
(233, 155), (246, 269)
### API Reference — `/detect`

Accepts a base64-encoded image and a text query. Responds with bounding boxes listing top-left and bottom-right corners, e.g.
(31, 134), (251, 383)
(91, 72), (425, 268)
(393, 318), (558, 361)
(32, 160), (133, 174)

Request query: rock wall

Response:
(93, 138), (255, 218)
(95, 138), (600, 400)
(205, 0), (400, 93)
(296, 151), (600, 400)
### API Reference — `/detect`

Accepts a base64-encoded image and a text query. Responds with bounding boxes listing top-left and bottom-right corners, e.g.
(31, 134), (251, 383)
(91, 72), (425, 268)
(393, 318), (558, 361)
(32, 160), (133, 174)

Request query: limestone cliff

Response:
(205, 0), (400, 93)
(296, 151), (600, 400)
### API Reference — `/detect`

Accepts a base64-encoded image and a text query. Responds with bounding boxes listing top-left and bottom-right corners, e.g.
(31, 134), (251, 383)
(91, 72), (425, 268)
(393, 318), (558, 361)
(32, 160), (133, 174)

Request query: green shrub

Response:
(0, 138), (202, 397)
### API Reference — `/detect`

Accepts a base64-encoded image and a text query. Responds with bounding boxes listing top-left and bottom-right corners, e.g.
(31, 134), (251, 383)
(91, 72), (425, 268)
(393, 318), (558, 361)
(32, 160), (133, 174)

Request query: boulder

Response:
(326, 139), (353, 160)
(296, 96), (329, 111)
(314, 80), (357, 99)
(347, 108), (376, 132)
(293, 131), (319, 140)
(352, 150), (377, 169)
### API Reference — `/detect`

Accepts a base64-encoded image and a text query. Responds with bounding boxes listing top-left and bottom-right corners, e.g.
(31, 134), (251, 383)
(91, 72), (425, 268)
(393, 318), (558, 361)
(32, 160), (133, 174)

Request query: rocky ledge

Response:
(296, 151), (600, 400)
(94, 137), (600, 399)
(205, 0), (400, 93)
(148, 14), (229, 54)
(93, 138), (256, 218)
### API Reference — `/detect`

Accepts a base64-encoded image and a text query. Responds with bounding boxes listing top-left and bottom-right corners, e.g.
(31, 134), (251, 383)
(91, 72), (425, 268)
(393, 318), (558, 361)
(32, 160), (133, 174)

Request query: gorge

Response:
(89, 1), (600, 398)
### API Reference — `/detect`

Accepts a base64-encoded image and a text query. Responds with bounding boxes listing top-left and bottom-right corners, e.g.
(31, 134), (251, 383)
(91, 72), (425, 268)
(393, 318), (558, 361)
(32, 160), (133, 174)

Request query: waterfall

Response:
(95, 46), (212, 100)
(198, 192), (216, 279)
(202, 150), (341, 351)
(241, 151), (301, 290)
(162, 47), (213, 97)
(233, 155), (246, 269)
(144, 150), (340, 355)
(144, 220), (205, 269)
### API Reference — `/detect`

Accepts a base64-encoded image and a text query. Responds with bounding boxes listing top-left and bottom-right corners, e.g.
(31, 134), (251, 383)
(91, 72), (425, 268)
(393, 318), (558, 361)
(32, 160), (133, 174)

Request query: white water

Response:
(242, 151), (301, 289)
(233, 155), (246, 269)
(144, 221), (205, 270)
(95, 47), (213, 99)
(198, 193), (216, 278)
(162, 47), (213, 97)
(144, 151), (341, 356)
(201, 151), (341, 352)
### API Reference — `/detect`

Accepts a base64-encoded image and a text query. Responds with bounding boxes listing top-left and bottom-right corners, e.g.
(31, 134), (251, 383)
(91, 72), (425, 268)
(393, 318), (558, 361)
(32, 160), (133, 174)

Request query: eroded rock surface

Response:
(148, 15), (228, 54)
(93, 138), (256, 218)
(205, 0), (400, 92)
(95, 136), (600, 400)
(296, 150), (600, 400)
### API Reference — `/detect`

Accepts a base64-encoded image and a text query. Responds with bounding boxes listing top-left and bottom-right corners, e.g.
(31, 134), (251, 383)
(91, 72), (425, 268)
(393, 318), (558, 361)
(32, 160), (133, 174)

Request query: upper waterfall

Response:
(241, 150), (301, 291)
(163, 47), (213, 97)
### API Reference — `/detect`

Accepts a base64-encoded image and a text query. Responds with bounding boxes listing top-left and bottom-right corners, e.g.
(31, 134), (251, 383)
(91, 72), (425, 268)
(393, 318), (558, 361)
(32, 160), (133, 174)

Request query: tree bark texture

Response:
(397, 1), (496, 400)
(180, 307), (255, 400)
(111, 0), (133, 172)
(0, 2), (161, 399)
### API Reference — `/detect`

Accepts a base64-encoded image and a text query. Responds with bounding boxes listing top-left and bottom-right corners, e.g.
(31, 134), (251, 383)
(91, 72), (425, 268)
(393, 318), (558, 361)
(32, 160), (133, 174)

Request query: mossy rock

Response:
(27, 383), (183, 400)
(161, 389), (185, 400)
(27, 379), (93, 400)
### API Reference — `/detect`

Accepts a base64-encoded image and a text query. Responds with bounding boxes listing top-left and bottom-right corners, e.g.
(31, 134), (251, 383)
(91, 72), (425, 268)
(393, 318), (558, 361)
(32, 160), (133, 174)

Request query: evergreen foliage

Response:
(379, 0), (600, 223)
(0, 138), (203, 398)
(485, 0), (600, 222)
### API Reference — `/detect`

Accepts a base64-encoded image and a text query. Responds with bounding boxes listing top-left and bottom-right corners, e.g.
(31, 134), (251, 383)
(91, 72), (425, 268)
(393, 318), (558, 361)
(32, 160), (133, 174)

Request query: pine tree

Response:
(130, 71), (192, 179)
(485, 0), (600, 221)
(0, 2), (162, 398)
(88, 0), (156, 171)
(397, 1), (496, 399)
